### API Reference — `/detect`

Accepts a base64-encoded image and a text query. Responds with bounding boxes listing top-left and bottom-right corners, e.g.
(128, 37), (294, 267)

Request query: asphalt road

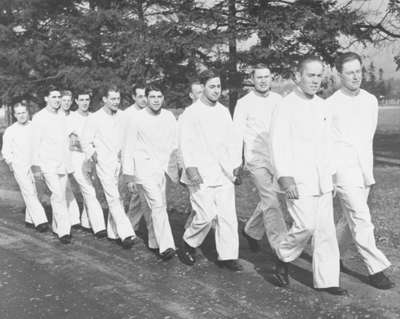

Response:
(0, 200), (399, 319)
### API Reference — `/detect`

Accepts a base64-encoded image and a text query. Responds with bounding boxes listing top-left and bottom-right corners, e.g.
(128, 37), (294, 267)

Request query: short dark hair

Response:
(297, 55), (324, 73)
(60, 90), (73, 98)
(145, 84), (163, 96)
(251, 63), (270, 76)
(75, 89), (92, 99)
(101, 84), (120, 98)
(43, 85), (60, 97)
(132, 82), (147, 96)
(199, 69), (220, 85)
(13, 100), (28, 112)
(335, 52), (362, 73)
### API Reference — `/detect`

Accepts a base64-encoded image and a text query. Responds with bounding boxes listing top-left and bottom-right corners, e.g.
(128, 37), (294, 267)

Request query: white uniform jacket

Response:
(233, 90), (282, 172)
(81, 108), (124, 173)
(123, 108), (179, 183)
(2, 121), (34, 173)
(179, 100), (242, 187)
(328, 89), (378, 187)
(271, 90), (334, 196)
(31, 108), (72, 174)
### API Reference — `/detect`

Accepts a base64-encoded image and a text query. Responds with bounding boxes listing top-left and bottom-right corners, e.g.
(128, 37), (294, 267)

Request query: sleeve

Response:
(232, 100), (246, 162)
(31, 115), (43, 167)
(369, 96), (379, 142)
(179, 109), (201, 168)
(80, 115), (97, 160)
(226, 108), (242, 169)
(166, 115), (180, 183)
(122, 116), (139, 176)
(1, 128), (13, 165)
(270, 103), (294, 179)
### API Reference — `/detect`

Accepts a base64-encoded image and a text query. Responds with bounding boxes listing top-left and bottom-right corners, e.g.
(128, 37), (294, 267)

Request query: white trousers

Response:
(126, 186), (143, 231)
(96, 164), (135, 241)
(72, 154), (105, 233)
(66, 177), (81, 227)
(136, 174), (175, 253)
(277, 193), (340, 288)
(14, 168), (48, 226)
(244, 167), (287, 251)
(184, 183), (239, 261)
(336, 186), (391, 274)
(42, 172), (71, 237)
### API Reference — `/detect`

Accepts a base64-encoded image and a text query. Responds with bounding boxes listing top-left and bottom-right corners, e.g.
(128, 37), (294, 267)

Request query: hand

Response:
(83, 159), (95, 174)
(186, 167), (203, 185)
(91, 152), (98, 164)
(278, 176), (299, 200)
(7, 163), (13, 173)
(332, 184), (337, 198)
(233, 166), (243, 177)
(69, 134), (82, 151)
(233, 175), (242, 185)
(31, 165), (44, 180)
(127, 182), (136, 193)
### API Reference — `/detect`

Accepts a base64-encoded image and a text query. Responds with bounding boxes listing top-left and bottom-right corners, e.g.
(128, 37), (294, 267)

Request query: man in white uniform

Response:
(271, 56), (347, 295)
(31, 86), (73, 244)
(233, 64), (287, 253)
(60, 90), (83, 229)
(2, 102), (48, 232)
(81, 85), (136, 249)
(329, 52), (394, 289)
(179, 70), (243, 271)
(123, 85), (179, 261)
(68, 90), (107, 238)
(180, 81), (204, 228)
(122, 84), (150, 232)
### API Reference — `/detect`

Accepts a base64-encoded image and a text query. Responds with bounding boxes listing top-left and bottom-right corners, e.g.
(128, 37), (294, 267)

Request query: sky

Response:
(346, 0), (400, 79)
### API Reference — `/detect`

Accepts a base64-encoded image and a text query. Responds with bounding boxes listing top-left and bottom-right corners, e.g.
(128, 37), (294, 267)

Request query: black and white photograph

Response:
(0, 0), (399, 318)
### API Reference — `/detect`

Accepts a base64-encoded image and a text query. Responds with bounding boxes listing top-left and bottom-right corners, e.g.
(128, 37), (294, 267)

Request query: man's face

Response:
(14, 106), (29, 124)
(189, 83), (204, 102)
(202, 77), (221, 103)
(45, 90), (61, 111)
(340, 59), (362, 92)
(252, 68), (272, 93)
(297, 61), (324, 96)
(133, 88), (147, 109)
(147, 90), (164, 113)
(103, 91), (120, 112)
(75, 94), (91, 112)
(61, 95), (73, 112)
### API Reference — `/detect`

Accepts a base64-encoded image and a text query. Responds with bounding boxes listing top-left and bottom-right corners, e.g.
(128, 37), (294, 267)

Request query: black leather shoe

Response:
(35, 222), (49, 233)
(180, 242), (196, 266)
(59, 234), (72, 244)
(121, 236), (137, 249)
(218, 259), (243, 272)
(94, 229), (107, 239)
(71, 224), (81, 230)
(159, 248), (176, 261)
(25, 222), (34, 229)
(273, 259), (290, 287)
(316, 287), (349, 296)
(369, 271), (395, 290)
(242, 228), (260, 252)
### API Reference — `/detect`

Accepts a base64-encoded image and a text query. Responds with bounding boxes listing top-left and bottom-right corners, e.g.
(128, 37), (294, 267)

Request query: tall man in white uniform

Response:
(271, 56), (347, 295)
(233, 63), (287, 253)
(179, 70), (243, 271)
(123, 85), (179, 261)
(122, 84), (149, 232)
(31, 86), (73, 244)
(81, 85), (136, 249)
(2, 102), (49, 232)
(60, 90), (83, 229)
(329, 52), (394, 289)
(68, 90), (107, 238)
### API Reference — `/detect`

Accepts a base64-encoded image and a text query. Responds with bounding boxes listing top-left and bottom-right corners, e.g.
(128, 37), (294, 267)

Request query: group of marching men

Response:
(1, 51), (396, 296)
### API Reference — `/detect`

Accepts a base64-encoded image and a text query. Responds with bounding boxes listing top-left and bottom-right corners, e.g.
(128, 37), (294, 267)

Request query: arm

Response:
(80, 115), (97, 162)
(270, 103), (298, 198)
(30, 115), (44, 178)
(1, 128), (13, 171)
(232, 100), (246, 166)
(122, 116), (139, 177)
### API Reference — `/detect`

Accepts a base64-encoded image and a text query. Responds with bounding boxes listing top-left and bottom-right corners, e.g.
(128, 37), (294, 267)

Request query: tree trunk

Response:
(227, 0), (238, 116)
